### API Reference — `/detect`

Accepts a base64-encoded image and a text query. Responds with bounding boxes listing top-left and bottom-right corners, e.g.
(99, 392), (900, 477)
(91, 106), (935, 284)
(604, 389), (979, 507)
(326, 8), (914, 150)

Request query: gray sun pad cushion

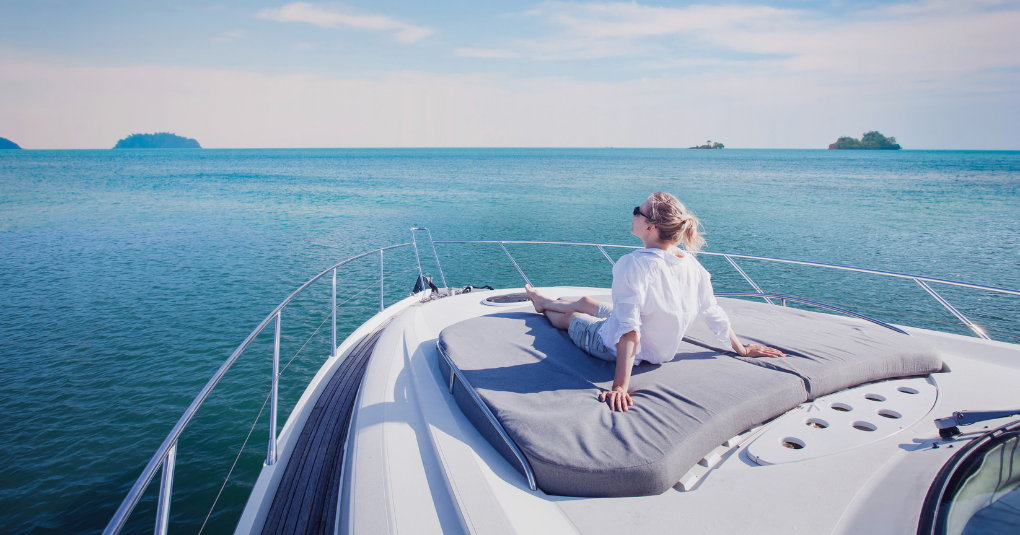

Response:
(683, 297), (943, 399)
(438, 309), (807, 497)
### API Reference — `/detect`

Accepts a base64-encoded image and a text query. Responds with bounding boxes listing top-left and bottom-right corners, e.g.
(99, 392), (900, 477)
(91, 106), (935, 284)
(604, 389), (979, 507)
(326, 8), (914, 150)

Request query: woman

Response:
(525, 192), (785, 412)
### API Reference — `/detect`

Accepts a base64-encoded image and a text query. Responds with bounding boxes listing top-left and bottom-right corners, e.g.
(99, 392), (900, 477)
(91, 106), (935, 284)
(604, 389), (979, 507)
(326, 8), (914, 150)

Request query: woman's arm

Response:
(728, 327), (786, 358)
(599, 330), (638, 412)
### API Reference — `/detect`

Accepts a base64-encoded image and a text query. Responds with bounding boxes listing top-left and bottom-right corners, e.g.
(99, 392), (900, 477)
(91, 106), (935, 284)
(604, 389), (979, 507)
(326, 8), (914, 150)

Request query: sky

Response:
(0, 0), (1018, 149)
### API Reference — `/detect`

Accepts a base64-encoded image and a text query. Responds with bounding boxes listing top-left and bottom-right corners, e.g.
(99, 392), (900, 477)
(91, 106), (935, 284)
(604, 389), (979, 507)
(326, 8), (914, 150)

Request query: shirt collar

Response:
(637, 247), (686, 265)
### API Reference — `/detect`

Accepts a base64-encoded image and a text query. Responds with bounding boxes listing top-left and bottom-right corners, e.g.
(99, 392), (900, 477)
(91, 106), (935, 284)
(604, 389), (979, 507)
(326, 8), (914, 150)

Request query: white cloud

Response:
(257, 2), (434, 43)
(455, 48), (519, 58)
(508, 1), (794, 59)
(527, 1), (787, 37)
(483, 0), (1020, 85)
(0, 57), (1015, 150)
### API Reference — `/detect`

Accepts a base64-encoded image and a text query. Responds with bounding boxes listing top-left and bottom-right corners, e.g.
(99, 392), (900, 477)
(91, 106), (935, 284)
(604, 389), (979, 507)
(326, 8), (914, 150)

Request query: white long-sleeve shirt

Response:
(599, 248), (732, 365)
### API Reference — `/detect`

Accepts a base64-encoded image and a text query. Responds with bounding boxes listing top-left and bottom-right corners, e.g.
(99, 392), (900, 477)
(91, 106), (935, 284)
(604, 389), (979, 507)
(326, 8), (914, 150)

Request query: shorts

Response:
(567, 302), (615, 362)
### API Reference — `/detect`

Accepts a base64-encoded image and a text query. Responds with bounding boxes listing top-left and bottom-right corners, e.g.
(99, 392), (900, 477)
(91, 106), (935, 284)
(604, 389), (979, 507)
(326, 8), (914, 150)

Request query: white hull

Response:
(241, 287), (1020, 534)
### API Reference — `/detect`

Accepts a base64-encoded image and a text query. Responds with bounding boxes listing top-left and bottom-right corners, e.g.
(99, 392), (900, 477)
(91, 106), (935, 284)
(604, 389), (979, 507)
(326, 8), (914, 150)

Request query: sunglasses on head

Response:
(633, 206), (652, 220)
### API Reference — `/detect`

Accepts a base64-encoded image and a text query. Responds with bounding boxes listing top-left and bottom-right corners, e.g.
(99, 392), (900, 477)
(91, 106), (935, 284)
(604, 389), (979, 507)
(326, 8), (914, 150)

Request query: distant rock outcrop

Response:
(829, 131), (901, 150)
(114, 132), (201, 149)
(0, 137), (22, 149)
(690, 140), (724, 149)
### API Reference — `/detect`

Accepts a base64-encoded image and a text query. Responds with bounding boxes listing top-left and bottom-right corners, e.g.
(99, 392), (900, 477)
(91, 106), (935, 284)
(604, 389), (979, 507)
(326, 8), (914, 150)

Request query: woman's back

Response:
(602, 249), (731, 365)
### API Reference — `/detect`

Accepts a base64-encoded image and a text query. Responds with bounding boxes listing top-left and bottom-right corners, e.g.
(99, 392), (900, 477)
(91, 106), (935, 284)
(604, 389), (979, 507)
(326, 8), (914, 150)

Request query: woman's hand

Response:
(604, 331), (638, 412)
(743, 343), (785, 358)
(728, 328), (785, 358)
(599, 387), (634, 412)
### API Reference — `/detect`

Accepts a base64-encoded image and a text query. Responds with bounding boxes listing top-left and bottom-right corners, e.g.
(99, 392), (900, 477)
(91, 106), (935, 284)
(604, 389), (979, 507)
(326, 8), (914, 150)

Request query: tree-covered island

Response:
(828, 131), (901, 150)
(114, 132), (201, 149)
(690, 140), (724, 149)
(0, 137), (22, 149)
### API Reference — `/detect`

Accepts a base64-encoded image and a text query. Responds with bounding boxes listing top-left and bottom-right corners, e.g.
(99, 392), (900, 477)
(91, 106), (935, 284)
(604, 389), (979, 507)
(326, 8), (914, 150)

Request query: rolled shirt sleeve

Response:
(601, 255), (645, 355)
(697, 265), (732, 343)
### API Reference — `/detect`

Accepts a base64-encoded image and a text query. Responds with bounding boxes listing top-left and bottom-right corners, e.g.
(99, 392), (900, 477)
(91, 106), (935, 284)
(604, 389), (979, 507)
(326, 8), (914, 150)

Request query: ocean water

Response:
(1, 148), (1018, 533)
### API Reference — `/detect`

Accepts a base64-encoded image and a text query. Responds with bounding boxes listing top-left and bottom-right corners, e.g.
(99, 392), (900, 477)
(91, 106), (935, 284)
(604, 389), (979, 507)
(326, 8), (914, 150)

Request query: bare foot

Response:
(524, 284), (548, 313)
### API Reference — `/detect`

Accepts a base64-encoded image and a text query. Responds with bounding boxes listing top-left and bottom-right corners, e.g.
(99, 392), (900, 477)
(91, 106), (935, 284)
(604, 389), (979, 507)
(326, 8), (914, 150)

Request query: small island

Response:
(828, 131), (901, 150)
(114, 132), (201, 149)
(690, 140), (724, 149)
(0, 137), (22, 149)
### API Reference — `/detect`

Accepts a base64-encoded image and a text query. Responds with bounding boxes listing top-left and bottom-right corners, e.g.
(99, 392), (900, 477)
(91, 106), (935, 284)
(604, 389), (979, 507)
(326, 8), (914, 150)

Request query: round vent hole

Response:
(485, 293), (530, 304)
(805, 418), (828, 429)
(864, 394), (886, 402)
(852, 421), (877, 432)
(831, 402), (853, 412)
(878, 409), (902, 419)
(781, 437), (805, 450)
(897, 387), (919, 395)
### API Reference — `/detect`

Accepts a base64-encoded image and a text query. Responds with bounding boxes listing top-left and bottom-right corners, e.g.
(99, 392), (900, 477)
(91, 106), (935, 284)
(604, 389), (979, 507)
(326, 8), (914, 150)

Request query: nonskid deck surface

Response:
(261, 321), (390, 535)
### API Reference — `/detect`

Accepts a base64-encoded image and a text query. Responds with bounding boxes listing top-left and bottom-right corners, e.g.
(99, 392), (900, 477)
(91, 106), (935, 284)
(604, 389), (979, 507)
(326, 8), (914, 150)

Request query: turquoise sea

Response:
(1, 149), (1018, 533)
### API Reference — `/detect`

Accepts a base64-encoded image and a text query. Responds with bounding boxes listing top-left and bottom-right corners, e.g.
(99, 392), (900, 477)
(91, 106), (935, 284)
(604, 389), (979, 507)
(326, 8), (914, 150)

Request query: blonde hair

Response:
(646, 192), (706, 254)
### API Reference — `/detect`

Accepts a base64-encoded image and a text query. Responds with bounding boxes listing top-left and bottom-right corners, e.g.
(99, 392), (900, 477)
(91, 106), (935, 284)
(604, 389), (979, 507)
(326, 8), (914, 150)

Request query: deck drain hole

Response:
(852, 421), (877, 432)
(864, 394), (886, 402)
(898, 387), (919, 395)
(831, 402), (853, 412)
(781, 437), (805, 450)
(805, 418), (829, 429)
(878, 410), (902, 419)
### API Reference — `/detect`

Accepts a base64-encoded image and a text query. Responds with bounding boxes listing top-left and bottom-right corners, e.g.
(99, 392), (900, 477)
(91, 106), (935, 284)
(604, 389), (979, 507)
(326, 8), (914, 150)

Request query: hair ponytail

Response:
(646, 192), (706, 254)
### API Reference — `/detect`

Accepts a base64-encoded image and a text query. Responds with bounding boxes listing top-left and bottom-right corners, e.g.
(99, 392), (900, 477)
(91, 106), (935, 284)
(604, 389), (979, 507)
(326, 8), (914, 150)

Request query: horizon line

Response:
(3, 147), (1018, 151)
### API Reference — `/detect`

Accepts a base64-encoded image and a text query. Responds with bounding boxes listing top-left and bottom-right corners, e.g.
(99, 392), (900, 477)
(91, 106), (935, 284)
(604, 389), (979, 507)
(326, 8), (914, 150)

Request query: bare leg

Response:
(525, 285), (602, 316)
(525, 285), (603, 331)
(543, 310), (577, 330)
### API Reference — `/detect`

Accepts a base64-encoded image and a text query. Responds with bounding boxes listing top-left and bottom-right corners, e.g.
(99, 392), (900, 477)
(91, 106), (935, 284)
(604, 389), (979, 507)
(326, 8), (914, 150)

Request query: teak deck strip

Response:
(261, 320), (390, 535)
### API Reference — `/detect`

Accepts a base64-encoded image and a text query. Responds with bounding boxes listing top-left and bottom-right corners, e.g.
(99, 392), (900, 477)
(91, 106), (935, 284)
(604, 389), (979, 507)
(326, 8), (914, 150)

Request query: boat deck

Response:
(261, 321), (390, 535)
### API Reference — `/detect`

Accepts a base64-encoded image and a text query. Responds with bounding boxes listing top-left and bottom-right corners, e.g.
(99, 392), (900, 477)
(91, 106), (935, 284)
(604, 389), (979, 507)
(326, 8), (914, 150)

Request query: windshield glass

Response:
(935, 430), (1020, 534)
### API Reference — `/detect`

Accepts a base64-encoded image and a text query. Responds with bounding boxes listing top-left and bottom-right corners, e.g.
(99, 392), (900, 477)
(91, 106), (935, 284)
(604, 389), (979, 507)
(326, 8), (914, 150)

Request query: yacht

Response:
(103, 229), (1020, 535)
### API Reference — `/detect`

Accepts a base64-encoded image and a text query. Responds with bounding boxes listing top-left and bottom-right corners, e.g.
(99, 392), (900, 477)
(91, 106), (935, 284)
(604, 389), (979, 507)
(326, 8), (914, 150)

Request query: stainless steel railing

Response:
(106, 233), (1019, 535)
(714, 292), (909, 334)
(433, 239), (1020, 340)
(103, 243), (411, 535)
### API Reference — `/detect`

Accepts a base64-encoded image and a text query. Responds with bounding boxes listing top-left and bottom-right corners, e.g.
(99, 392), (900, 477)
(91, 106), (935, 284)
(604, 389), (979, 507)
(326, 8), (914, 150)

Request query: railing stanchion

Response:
(410, 229), (425, 293)
(723, 255), (775, 305)
(498, 241), (533, 288)
(429, 240), (1020, 297)
(331, 269), (337, 358)
(102, 244), (412, 535)
(423, 229), (448, 288)
(267, 312), (280, 465)
(596, 245), (616, 266)
(914, 278), (991, 340)
(153, 442), (176, 535)
(103, 240), (1020, 535)
(410, 227), (448, 289)
(781, 298), (787, 307)
(380, 249), (385, 312)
